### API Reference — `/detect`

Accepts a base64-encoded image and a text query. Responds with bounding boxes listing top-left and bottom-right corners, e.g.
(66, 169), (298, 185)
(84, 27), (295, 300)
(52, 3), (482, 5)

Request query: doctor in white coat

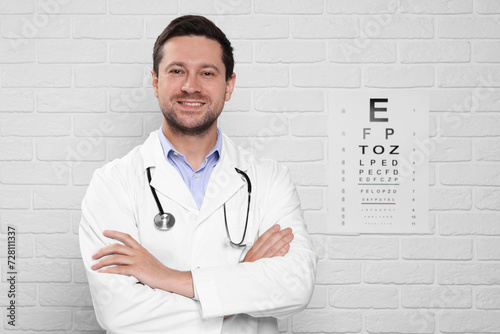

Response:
(79, 15), (317, 334)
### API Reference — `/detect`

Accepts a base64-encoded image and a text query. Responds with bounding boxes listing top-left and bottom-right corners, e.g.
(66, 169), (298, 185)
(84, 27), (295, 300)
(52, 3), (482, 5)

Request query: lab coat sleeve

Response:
(79, 166), (204, 333)
(192, 163), (318, 319)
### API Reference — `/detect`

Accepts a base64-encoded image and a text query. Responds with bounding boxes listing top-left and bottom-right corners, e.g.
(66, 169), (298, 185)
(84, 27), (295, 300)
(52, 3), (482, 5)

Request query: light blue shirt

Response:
(158, 127), (222, 209)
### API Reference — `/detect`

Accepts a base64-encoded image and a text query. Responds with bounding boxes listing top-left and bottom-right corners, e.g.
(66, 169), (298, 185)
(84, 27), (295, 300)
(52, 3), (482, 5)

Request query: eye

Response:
(202, 71), (214, 77)
(169, 69), (183, 74)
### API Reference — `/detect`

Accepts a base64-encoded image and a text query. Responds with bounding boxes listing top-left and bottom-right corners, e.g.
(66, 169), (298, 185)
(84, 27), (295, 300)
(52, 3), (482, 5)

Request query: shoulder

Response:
(221, 132), (290, 183)
(90, 131), (157, 186)
(97, 145), (140, 178)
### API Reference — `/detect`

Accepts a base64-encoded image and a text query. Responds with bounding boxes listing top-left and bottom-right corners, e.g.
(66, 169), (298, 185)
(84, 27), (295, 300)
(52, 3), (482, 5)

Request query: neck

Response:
(162, 121), (218, 171)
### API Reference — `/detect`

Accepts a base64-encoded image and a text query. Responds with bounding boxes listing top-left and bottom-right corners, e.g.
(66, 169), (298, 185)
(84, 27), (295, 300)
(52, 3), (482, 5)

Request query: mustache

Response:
(173, 93), (209, 102)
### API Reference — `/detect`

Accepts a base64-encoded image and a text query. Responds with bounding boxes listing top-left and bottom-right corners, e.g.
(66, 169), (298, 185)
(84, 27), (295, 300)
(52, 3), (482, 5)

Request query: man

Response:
(79, 15), (317, 334)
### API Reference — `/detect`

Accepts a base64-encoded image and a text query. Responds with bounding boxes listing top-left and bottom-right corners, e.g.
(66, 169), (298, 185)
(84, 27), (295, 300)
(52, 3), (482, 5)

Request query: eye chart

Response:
(328, 91), (429, 234)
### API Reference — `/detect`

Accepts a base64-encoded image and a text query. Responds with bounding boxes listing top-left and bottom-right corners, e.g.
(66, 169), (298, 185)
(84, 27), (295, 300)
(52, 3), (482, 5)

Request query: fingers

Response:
(94, 264), (133, 276)
(250, 224), (281, 251)
(252, 226), (292, 256)
(102, 230), (141, 249)
(92, 242), (134, 260)
(242, 224), (280, 262)
(242, 225), (294, 263)
(260, 228), (293, 258)
(275, 243), (290, 257)
(91, 254), (132, 271)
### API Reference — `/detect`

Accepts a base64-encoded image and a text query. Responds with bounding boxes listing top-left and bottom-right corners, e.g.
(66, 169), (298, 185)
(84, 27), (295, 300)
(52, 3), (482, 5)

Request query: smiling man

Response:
(79, 15), (317, 334)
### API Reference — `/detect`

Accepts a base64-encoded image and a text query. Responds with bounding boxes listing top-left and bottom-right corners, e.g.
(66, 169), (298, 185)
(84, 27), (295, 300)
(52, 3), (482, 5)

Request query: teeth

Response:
(181, 102), (203, 106)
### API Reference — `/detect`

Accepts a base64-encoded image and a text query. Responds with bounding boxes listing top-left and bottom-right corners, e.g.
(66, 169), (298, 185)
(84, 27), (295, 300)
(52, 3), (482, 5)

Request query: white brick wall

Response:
(0, 1), (499, 333)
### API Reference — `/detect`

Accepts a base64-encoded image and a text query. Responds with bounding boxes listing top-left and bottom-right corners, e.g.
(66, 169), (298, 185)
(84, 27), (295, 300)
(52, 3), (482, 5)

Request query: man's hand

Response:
(91, 230), (194, 298)
(242, 224), (293, 263)
(91, 225), (293, 300)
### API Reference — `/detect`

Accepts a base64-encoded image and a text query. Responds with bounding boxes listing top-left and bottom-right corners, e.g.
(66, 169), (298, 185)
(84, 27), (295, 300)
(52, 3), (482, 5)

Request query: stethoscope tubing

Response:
(147, 167), (176, 230)
(147, 166), (252, 247)
(224, 167), (251, 247)
(147, 167), (164, 215)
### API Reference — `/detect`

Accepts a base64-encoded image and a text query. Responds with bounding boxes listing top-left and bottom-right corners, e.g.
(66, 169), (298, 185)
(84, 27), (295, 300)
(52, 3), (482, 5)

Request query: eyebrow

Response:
(165, 62), (221, 74)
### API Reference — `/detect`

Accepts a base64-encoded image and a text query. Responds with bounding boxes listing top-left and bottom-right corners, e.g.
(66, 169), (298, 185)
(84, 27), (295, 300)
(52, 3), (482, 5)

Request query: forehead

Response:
(160, 35), (224, 66)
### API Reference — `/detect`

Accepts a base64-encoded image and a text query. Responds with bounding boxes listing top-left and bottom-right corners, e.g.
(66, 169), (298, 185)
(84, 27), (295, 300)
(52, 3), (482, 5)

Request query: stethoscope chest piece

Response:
(154, 212), (175, 231)
(147, 167), (176, 231)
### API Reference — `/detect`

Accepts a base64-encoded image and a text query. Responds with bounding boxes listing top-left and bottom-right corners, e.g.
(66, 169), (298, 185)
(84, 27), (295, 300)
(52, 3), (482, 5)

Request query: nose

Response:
(181, 72), (201, 94)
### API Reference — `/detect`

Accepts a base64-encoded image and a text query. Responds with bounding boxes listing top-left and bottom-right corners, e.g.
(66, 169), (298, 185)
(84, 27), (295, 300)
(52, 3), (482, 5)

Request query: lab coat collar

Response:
(139, 130), (253, 221)
(196, 132), (253, 223)
(141, 131), (198, 213)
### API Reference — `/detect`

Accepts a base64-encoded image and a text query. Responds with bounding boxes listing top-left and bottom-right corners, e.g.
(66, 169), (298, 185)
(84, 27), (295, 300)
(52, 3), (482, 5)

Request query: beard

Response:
(159, 92), (224, 137)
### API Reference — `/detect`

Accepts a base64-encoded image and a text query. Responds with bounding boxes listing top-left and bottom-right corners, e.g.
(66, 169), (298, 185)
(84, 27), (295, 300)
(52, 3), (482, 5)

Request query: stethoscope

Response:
(146, 167), (252, 248)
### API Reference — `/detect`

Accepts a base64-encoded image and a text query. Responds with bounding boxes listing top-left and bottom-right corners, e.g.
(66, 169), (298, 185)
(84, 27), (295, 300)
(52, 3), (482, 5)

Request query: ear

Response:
(151, 69), (159, 98)
(225, 73), (236, 102)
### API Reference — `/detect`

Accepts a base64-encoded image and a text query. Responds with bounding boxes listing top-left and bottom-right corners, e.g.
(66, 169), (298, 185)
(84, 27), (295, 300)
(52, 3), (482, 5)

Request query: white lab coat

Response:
(79, 130), (317, 334)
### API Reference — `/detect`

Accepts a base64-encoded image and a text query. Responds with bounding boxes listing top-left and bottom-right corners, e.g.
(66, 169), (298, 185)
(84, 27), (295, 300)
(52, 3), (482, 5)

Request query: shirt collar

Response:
(158, 126), (222, 166)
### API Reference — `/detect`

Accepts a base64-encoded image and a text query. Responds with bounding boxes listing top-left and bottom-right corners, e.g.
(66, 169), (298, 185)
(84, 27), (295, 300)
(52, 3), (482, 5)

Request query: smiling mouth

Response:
(178, 101), (205, 107)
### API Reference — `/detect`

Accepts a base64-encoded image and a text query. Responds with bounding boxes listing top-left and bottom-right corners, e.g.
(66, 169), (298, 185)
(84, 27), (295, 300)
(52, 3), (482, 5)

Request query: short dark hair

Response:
(153, 15), (234, 81)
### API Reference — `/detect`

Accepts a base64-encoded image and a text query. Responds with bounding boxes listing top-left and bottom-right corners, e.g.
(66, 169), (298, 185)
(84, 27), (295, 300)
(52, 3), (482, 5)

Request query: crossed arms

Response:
(79, 163), (317, 331)
(91, 225), (294, 299)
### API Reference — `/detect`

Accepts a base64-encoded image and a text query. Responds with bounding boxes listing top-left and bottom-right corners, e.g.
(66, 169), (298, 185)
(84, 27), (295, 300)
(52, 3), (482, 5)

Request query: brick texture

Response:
(1, 2), (500, 334)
